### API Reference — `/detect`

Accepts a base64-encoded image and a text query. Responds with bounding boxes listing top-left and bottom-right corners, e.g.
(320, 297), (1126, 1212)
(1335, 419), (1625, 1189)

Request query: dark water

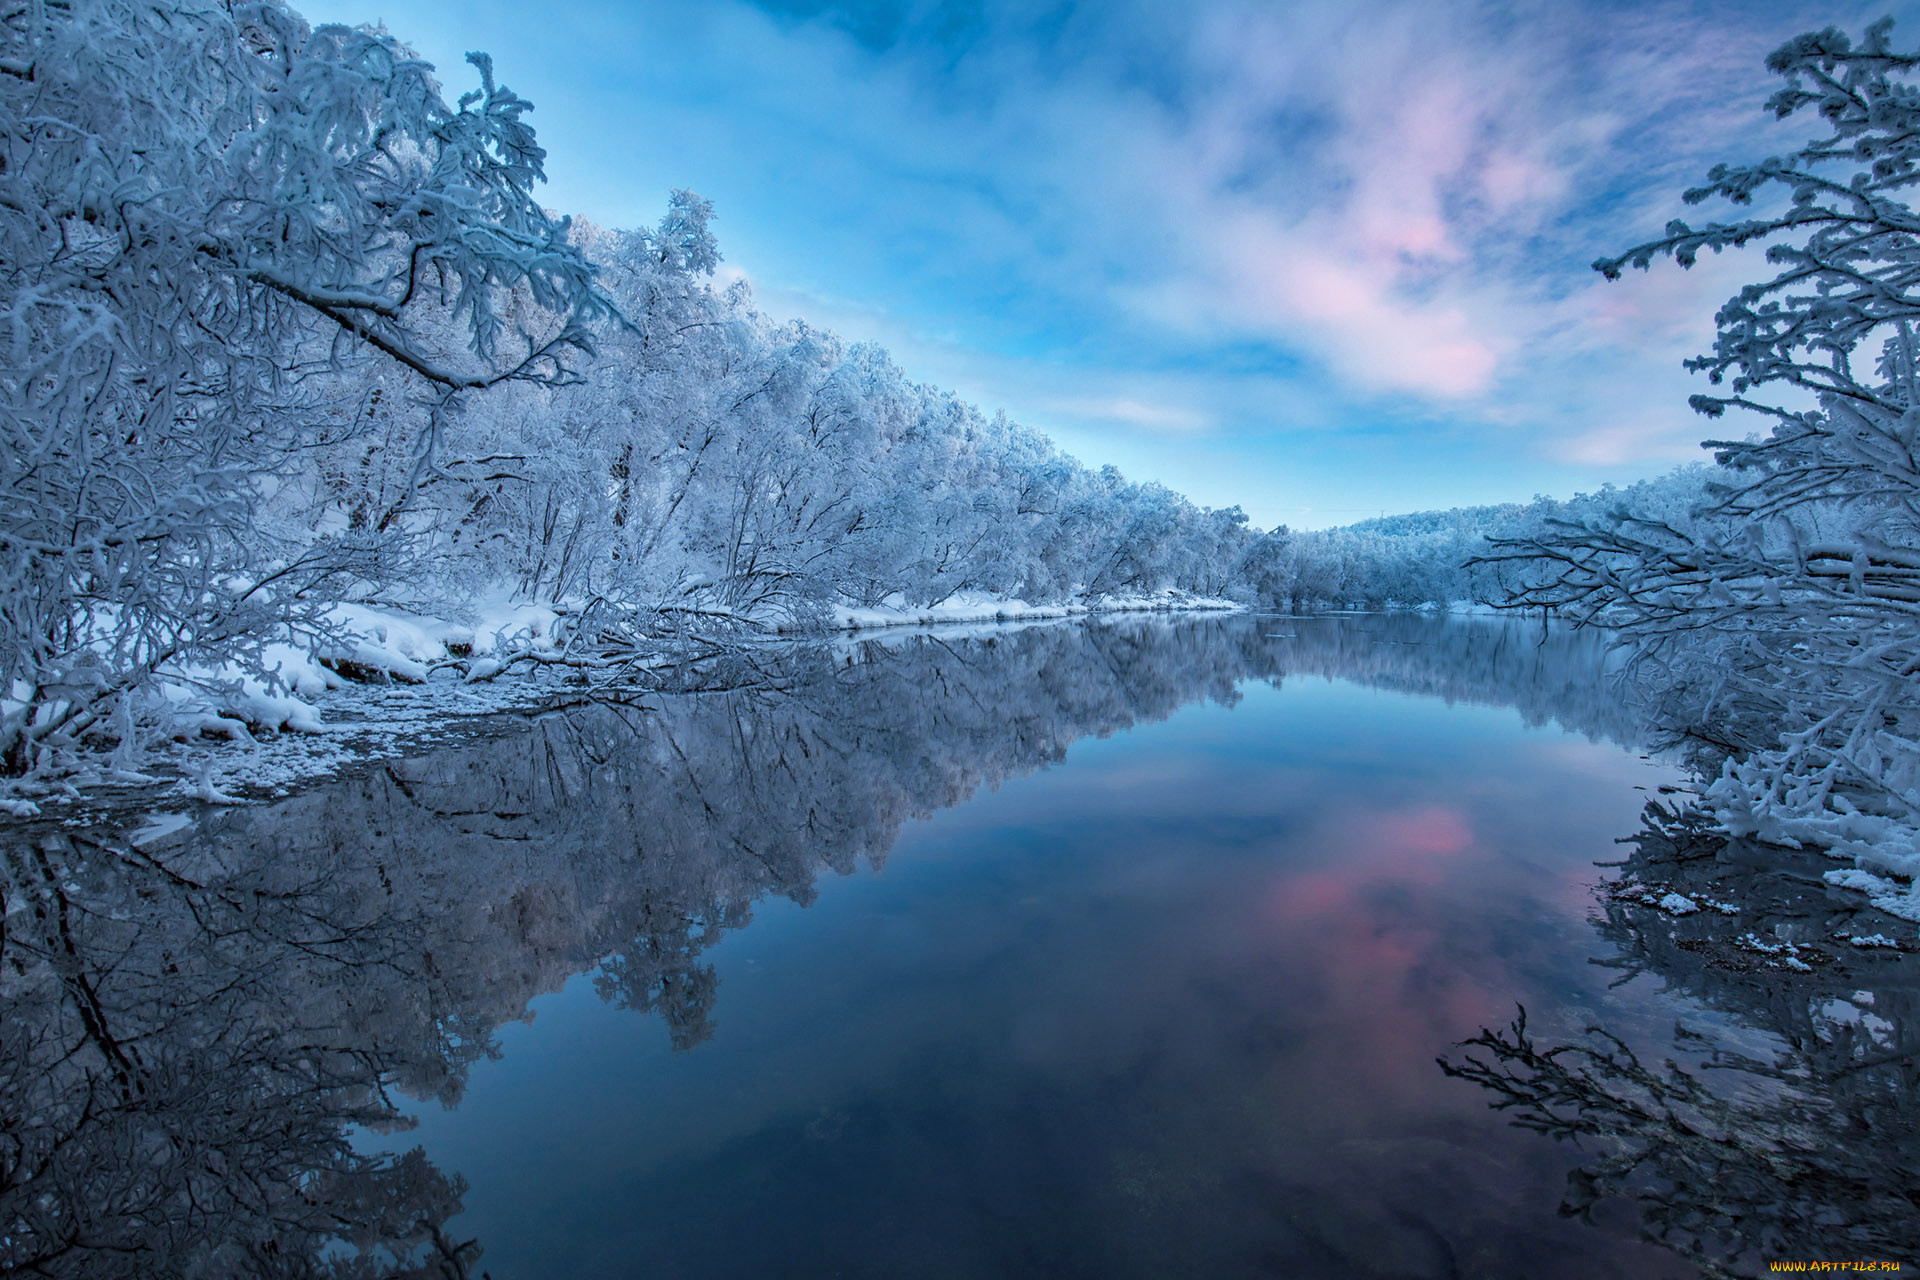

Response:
(5, 614), (1916, 1278)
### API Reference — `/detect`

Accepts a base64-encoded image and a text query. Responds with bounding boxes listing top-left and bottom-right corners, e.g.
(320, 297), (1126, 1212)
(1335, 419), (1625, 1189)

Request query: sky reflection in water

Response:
(28, 614), (1894, 1275)
(366, 617), (1697, 1278)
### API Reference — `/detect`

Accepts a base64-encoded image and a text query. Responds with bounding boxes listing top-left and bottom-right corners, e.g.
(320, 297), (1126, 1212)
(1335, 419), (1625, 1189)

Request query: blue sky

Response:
(305, 0), (1919, 527)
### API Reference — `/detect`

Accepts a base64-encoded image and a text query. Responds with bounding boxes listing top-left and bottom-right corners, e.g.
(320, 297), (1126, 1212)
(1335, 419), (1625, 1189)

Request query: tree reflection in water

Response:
(1, 827), (481, 1277)
(1442, 804), (1920, 1277)
(0, 614), (1655, 1276)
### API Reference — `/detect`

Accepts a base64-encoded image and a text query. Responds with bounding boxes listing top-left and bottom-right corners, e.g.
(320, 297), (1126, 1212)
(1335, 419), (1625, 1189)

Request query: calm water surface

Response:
(6, 615), (1914, 1278)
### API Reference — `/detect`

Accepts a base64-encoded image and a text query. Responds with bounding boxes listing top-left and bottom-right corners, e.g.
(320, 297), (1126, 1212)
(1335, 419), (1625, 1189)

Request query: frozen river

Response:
(5, 614), (1913, 1277)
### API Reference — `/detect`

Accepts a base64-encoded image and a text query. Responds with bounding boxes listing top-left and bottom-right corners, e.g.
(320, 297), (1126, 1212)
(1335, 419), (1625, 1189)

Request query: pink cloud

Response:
(1021, 0), (1791, 443)
(1083, 4), (1599, 402)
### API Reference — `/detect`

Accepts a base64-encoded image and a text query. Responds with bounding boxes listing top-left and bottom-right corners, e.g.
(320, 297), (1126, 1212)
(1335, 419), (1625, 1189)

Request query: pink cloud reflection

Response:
(1252, 803), (1508, 1087)
(1366, 803), (1475, 858)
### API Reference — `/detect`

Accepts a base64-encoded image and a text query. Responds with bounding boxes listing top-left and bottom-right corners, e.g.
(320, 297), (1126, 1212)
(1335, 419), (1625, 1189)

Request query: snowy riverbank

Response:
(822, 588), (1243, 632)
(0, 595), (1245, 816)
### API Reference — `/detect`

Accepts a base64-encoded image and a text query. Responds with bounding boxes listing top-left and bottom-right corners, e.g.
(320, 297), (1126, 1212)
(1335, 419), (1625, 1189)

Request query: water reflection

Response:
(1441, 804), (1920, 1276)
(1, 818), (478, 1275)
(0, 614), (1684, 1276)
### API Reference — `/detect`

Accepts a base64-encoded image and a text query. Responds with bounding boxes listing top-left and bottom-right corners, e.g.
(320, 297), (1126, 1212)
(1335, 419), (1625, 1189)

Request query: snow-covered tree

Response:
(1487, 20), (1920, 914)
(0, 0), (607, 772)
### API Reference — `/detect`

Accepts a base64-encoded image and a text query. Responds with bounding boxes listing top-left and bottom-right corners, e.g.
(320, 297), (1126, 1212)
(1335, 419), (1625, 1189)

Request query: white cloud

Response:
(1041, 395), (1212, 434)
